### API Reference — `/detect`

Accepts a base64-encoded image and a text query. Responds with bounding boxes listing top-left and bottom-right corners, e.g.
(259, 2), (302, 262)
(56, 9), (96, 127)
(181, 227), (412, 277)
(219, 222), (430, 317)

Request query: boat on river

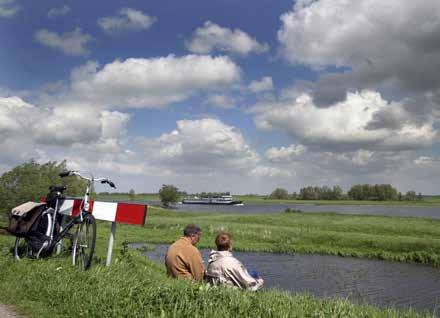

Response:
(182, 195), (243, 205)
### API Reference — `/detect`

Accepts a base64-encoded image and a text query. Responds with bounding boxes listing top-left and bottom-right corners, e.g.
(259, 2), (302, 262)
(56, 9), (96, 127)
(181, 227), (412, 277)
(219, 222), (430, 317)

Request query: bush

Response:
(0, 160), (87, 218)
(269, 188), (289, 200)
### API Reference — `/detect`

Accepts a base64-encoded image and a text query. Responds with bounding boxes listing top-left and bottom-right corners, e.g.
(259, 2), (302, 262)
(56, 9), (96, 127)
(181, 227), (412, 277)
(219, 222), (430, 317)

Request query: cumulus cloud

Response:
(68, 55), (241, 108)
(186, 21), (269, 55)
(249, 77), (273, 93)
(265, 144), (307, 163)
(35, 28), (92, 56)
(0, 0), (19, 18)
(249, 166), (293, 178)
(98, 8), (156, 34)
(47, 5), (70, 18)
(0, 96), (129, 147)
(252, 90), (437, 151)
(144, 118), (259, 173)
(277, 0), (440, 106)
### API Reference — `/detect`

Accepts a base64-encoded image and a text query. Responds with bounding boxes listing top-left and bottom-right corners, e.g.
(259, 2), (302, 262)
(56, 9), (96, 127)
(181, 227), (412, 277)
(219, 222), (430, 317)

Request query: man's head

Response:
(215, 231), (232, 251)
(183, 224), (202, 245)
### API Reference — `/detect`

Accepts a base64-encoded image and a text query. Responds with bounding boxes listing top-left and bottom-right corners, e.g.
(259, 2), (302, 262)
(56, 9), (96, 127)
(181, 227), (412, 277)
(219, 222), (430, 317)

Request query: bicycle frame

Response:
(47, 171), (115, 250)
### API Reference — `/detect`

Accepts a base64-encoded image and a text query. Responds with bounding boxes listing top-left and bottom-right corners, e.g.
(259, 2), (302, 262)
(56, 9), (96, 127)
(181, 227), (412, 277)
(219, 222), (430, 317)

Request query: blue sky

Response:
(1, 0), (440, 194)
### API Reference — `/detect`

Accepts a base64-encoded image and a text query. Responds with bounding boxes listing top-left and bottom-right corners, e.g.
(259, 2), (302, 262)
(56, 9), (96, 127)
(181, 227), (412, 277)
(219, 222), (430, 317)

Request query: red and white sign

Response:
(58, 199), (147, 226)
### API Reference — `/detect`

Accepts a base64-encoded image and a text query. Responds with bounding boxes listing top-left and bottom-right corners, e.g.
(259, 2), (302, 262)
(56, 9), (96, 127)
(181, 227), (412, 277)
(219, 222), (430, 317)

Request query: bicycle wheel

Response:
(72, 214), (96, 270)
(14, 212), (53, 260)
(13, 237), (31, 260)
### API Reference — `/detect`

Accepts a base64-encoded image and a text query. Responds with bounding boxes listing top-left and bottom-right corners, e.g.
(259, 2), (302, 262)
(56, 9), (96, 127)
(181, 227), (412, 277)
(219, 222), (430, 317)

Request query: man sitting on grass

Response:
(165, 224), (205, 281)
(206, 231), (264, 291)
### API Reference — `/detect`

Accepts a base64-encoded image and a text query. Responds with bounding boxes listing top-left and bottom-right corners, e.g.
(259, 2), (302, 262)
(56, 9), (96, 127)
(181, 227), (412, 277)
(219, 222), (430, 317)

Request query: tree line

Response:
(269, 184), (422, 201)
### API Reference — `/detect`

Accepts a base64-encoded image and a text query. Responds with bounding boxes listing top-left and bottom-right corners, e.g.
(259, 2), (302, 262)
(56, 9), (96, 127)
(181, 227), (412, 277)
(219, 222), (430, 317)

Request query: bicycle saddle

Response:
(49, 185), (67, 193)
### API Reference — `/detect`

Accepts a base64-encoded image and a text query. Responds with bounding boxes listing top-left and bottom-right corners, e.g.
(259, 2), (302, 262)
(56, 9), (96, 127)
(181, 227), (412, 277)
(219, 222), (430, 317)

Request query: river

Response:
(131, 243), (440, 314)
(136, 200), (440, 219)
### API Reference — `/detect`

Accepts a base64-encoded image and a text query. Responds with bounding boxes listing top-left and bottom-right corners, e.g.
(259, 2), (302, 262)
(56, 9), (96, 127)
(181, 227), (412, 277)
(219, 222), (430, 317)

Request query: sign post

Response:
(106, 222), (117, 267)
(57, 199), (148, 266)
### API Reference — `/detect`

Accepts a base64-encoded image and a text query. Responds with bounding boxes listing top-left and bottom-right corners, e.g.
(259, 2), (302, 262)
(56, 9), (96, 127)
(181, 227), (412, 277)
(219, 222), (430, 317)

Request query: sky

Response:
(1, 0), (440, 194)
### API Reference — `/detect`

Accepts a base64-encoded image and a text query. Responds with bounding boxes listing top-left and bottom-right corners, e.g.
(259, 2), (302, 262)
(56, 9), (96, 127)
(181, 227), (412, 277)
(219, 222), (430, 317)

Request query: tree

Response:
(404, 191), (417, 201)
(0, 160), (87, 218)
(269, 188), (289, 200)
(158, 184), (180, 207)
(129, 189), (136, 201)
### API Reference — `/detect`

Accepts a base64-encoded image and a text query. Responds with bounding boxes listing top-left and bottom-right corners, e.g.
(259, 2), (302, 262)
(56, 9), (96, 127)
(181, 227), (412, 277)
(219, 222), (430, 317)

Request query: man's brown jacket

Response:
(165, 237), (205, 281)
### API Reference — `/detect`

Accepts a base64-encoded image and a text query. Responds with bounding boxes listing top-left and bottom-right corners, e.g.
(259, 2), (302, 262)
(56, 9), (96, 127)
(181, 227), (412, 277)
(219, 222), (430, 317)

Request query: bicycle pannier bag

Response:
(8, 202), (46, 237)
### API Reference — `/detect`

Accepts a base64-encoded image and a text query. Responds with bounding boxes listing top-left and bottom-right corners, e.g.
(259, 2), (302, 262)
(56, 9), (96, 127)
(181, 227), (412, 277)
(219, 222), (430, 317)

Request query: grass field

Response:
(0, 206), (438, 317)
(96, 193), (440, 207)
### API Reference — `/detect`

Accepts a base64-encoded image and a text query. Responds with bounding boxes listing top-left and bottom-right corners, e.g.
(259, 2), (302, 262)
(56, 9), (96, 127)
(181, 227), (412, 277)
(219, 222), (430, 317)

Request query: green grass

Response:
(0, 234), (434, 317)
(110, 207), (440, 266)
(0, 207), (439, 317)
(2, 207), (440, 266)
(95, 193), (440, 207)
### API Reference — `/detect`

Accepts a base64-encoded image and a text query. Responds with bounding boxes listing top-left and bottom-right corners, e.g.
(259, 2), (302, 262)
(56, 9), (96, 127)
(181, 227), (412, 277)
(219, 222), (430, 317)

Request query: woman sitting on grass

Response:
(206, 231), (264, 291)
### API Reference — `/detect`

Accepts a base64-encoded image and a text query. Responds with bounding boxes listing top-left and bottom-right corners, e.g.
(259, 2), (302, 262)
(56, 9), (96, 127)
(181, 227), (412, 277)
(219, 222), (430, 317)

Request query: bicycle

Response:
(13, 170), (116, 270)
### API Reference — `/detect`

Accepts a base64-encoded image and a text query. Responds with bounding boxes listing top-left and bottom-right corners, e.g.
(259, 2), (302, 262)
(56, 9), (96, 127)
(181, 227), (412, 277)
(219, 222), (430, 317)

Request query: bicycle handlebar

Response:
(101, 179), (116, 189)
(59, 171), (117, 189)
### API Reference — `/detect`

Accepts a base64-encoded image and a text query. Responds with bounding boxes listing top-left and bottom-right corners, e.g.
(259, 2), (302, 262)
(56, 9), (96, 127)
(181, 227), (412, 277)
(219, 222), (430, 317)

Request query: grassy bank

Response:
(113, 207), (440, 266)
(0, 208), (439, 317)
(0, 234), (434, 317)
(95, 193), (440, 207)
(2, 207), (440, 266)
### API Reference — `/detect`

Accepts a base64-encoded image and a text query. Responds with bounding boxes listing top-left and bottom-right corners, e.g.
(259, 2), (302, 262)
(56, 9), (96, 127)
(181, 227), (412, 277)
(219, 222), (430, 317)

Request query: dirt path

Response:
(0, 304), (20, 318)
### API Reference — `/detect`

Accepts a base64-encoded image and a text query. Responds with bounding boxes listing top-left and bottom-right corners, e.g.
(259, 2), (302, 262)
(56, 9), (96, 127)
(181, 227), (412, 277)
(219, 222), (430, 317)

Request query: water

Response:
(138, 200), (440, 219)
(131, 243), (440, 314)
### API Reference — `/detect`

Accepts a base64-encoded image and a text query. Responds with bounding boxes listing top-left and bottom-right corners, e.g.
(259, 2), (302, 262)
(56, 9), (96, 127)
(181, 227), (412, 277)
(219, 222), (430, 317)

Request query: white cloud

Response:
(100, 111), (130, 139)
(0, 96), (37, 135)
(98, 8), (157, 34)
(252, 90), (437, 151)
(47, 5), (70, 18)
(0, 0), (19, 18)
(205, 94), (236, 109)
(249, 77), (273, 93)
(35, 28), (92, 56)
(0, 96), (129, 147)
(277, 0), (440, 106)
(186, 21), (269, 55)
(249, 166), (293, 178)
(265, 144), (307, 163)
(278, 0), (440, 68)
(148, 118), (259, 172)
(69, 55), (241, 108)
